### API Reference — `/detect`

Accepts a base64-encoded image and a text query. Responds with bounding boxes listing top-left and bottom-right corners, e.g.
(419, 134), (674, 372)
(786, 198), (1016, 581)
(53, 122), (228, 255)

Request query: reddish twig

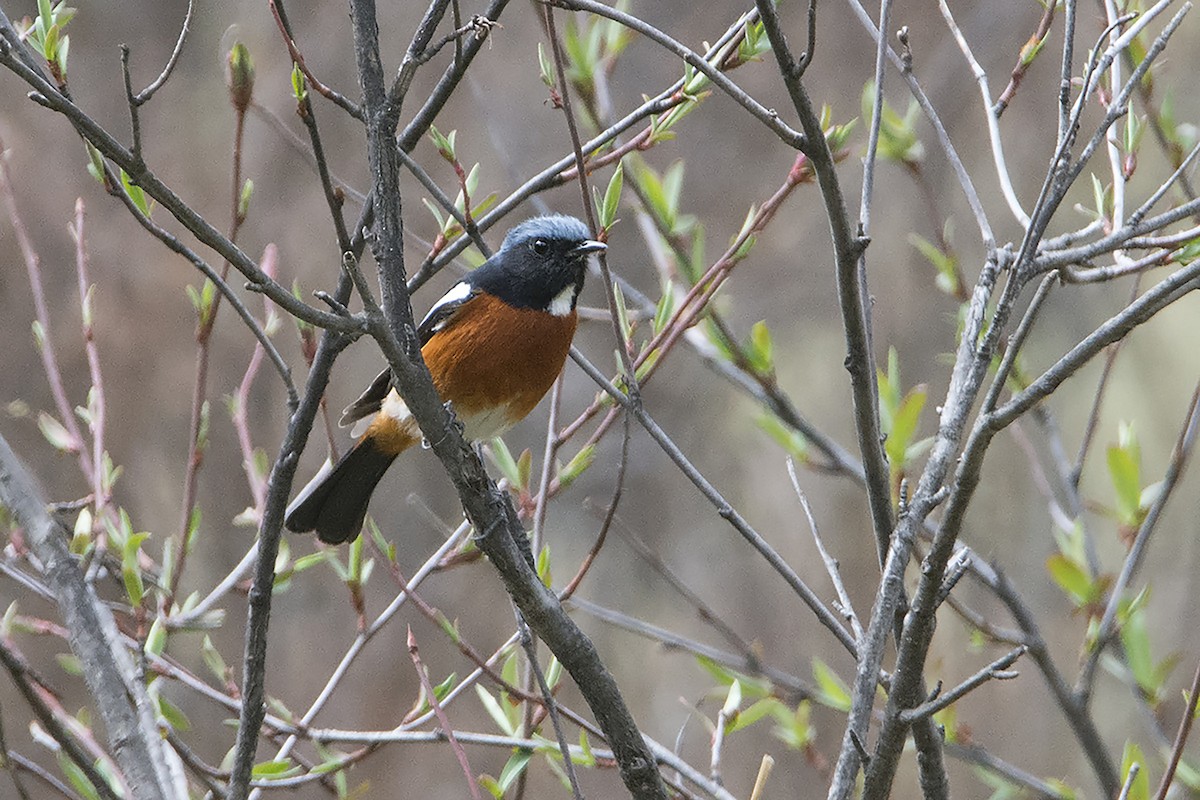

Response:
(995, 1), (1058, 116)
(232, 244), (281, 516)
(171, 76), (252, 601)
(407, 627), (483, 800)
(267, 0), (363, 120)
(0, 141), (91, 473)
(68, 200), (108, 517)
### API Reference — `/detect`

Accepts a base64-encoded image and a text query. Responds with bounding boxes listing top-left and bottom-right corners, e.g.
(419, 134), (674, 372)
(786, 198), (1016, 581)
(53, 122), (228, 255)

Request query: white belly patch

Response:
(358, 389), (515, 443)
(460, 403), (518, 441)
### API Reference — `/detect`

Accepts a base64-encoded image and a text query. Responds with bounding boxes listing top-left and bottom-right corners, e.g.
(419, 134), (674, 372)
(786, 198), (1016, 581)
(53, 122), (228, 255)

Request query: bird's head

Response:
(473, 215), (606, 315)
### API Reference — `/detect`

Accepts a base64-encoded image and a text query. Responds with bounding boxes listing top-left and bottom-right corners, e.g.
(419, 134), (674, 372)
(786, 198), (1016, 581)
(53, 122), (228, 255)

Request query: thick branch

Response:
(346, 1), (666, 797)
(0, 434), (175, 800)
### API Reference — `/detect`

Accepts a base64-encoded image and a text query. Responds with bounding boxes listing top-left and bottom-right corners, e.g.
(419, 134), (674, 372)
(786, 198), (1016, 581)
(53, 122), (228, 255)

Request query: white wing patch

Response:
(547, 284), (577, 317)
(426, 281), (473, 330)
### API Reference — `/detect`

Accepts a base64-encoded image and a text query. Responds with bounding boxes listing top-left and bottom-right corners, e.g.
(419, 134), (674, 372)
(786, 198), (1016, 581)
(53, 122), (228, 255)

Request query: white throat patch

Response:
(547, 284), (577, 317)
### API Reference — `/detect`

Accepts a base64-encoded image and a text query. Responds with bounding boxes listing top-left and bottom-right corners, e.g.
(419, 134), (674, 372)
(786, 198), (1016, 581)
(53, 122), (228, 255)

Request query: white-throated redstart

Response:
(285, 215), (606, 544)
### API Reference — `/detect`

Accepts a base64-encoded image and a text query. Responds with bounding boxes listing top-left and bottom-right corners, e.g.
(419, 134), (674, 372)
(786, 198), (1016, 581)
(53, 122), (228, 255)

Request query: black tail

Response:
(284, 438), (399, 544)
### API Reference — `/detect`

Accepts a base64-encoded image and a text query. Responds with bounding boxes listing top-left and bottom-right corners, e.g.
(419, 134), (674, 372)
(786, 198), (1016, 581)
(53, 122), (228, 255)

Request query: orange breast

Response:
(421, 293), (577, 436)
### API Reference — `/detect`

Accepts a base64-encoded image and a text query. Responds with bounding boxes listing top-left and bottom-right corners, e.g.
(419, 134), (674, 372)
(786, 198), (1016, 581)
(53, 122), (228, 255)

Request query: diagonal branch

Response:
(0, 434), (174, 800)
(345, 2), (667, 797)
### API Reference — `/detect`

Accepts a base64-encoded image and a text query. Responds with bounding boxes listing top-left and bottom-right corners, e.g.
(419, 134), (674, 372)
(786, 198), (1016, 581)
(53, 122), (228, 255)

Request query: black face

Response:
(469, 215), (603, 312)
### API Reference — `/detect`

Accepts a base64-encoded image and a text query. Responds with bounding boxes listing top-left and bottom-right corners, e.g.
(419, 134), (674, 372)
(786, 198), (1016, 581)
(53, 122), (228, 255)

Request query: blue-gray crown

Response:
(501, 215), (592, 249)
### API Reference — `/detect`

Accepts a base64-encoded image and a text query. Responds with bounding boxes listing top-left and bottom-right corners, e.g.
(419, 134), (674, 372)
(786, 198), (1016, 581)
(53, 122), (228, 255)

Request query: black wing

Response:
(338, 281), (480, 428)
(338, 367), (392, 428)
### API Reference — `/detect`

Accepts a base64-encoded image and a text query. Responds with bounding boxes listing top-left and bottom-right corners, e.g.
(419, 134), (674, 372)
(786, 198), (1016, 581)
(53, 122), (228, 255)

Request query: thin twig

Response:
(1076, 379), (1200, 701)
(1117, 763), (1140, 800)
(267, 0), (363, 120)
(67, 200), (107, 517)
(0, 639), (122, 800)
(994, 0), (1057, 116)
(407, 627), (484, 800)
(1153, 657), (1200, 800)
(569, 347), (857, 656)
(898, 647), (1025, 723)
(786, 459), (863, 642)
(0, 141), (91, 473)
(938, 0), (1030, 227)
(132, 0), (193, 104)
(545, 0), (805, 150)
(515, 615), (584, 800)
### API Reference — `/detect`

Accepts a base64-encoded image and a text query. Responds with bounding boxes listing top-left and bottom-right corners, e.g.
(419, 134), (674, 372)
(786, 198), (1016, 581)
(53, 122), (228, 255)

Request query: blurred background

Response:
(1, 0), (1199, 797)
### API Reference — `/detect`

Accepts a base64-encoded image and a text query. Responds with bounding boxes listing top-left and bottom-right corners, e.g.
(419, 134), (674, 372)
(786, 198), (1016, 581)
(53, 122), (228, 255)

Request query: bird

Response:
(284, 215), (606, 544)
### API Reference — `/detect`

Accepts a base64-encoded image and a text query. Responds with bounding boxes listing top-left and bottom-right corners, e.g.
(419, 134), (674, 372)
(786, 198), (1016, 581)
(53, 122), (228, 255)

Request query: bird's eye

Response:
(531, 239), (550, 256)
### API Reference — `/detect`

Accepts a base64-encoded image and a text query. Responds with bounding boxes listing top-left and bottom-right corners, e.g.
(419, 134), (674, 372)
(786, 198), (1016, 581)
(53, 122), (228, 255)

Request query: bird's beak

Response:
(574, 240), (607, 256)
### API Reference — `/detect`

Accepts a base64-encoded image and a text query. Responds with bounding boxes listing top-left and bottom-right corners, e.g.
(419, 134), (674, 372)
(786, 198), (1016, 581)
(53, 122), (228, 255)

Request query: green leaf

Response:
(756, 412), (809, 461)
(238, 178), (254, 219)
(545, 656), (563, 690)
(57, 752), (102, 800)
(746, 320), (774, 375)
(156, 692), (191, 731)
(612, 281), (631, 339)
(0, 603), (16, 638)
(731, 205), (758, 260)
(120, 169), (150, 216)
(429, 126), (456, 162)
(462, 163), (481, 204)
(862, 81), (923, 164)
(771, 699), (814, 750)
(478, 774), (503, 799)
(55, 653), (82, 675)
(812, 658), (851, 711)
(38, 412), (74, 452)
(557, 444), (595, 489)
(721, 679), (743, 718)
(909, 232), (960, 296)
(1174, 237), (1200, 265)
(1107, 444), (1142, 527)
(143, 616), (167, 657)
(72, 507), (93, 545)
(727, 696), (785, 734)
(202, 635), (228, 682)
(516, 448), (533, 493)
(877, 346), (902, 427)
(496, 750), (534, 793)
(290, 63), (307, 102)
(1119, 741), (1150, 800)
(653, 283), (676, 335)
(537, 42), (556, 90)
(536, 543), (552, 588)
(1120, 603), (1159, 700)
(422, 197), (446, 231)
(487, 438), (520, 487)
(1046, 553), (1094, 607)
(432, 672), (457, 703)
(252, 759), (300, 778)
(601, 162), (623, 229)
(886, 385), (928, 467)
(122, 531), (151, 606)
(475, 685), (518, 736)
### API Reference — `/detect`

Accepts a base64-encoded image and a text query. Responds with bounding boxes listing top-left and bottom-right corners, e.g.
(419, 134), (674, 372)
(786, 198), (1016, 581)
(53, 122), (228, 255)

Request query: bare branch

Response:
(0, 434), (175, 800)
(898, 647), (1026, 724)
